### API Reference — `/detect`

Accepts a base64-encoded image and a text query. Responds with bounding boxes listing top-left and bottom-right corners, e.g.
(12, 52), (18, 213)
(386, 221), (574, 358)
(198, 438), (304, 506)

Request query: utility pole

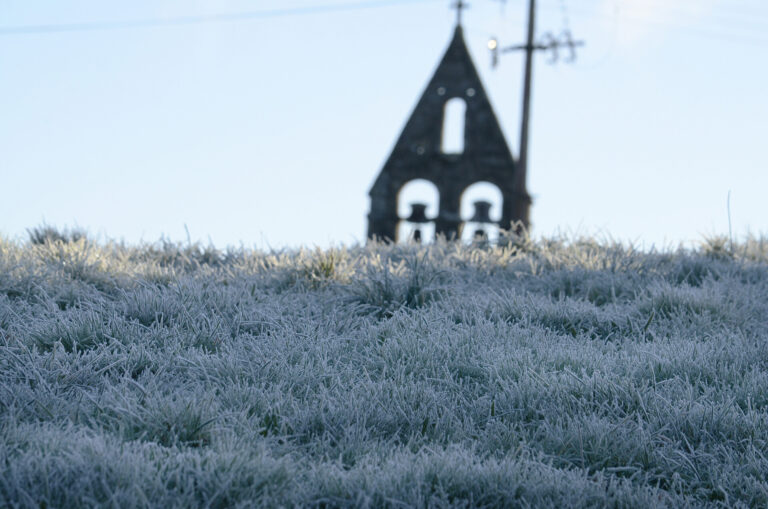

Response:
(489, 1), (584, 199)
(518, 0), (536, 193)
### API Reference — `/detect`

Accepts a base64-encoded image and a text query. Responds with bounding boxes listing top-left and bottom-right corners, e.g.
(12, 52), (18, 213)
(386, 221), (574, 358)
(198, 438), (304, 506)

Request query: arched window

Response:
(441, 98), (466, 154)
(460, 182), (503, 243)
(397, 179), (439, 244)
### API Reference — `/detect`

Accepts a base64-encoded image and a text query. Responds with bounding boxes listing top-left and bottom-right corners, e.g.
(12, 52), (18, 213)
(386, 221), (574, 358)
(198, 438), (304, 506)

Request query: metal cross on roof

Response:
(452, 0), (468, 26)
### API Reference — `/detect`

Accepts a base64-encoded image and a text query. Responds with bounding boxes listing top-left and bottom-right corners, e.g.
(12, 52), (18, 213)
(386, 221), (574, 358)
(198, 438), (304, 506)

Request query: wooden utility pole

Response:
(517, 0), (536, 193)
(489, 1), (584, 200)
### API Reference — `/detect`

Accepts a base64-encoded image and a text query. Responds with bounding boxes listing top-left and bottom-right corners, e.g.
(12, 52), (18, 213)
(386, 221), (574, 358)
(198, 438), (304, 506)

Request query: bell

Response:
(405, 203), (430, 223)
(469, 200), (493, 224)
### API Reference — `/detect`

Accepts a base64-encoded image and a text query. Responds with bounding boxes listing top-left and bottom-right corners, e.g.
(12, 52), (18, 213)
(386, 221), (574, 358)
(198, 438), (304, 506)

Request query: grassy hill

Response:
(1, 232), (767, 507)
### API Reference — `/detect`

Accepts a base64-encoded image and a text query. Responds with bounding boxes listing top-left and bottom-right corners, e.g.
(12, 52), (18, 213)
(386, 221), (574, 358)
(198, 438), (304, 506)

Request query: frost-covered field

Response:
(1, 232), (767, 508)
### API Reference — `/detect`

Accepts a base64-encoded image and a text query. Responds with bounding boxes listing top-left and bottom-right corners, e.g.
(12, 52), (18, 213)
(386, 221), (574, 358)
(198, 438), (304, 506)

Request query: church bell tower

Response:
(367, 4), (530, 242)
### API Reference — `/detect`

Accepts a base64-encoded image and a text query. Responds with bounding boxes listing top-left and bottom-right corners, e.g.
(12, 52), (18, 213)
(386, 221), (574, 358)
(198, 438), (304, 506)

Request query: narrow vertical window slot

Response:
(441, 98), (466, 154)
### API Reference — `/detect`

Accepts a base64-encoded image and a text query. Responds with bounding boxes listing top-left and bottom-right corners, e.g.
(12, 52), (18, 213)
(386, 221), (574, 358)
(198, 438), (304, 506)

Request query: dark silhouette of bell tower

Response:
(367, 6), (530, 242)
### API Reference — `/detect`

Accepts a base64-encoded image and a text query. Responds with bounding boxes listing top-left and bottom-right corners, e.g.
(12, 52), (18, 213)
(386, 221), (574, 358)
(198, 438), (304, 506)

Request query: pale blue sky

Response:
(1, 0), (766, 248)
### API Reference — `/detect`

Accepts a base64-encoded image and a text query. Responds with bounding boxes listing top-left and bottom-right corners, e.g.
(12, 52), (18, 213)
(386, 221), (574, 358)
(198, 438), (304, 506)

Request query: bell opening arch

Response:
(460, 181), (503, 243)
(397, 179), (439, 243)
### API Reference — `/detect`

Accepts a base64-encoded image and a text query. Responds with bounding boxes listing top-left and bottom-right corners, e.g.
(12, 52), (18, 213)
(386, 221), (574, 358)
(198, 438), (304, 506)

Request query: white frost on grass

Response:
(0, 232), (767, 507)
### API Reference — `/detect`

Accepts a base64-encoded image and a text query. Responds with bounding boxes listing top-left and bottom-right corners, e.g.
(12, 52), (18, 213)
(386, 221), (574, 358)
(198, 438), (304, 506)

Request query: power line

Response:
(538, 2), (768, 47)
(0, 0), (442, 36)
(5, 0), (766, 46)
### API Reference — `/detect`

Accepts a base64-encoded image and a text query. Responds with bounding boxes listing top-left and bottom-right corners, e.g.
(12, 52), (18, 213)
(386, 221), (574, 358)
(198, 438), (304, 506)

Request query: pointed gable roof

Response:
(367, 25), (530, 242)
(387, 26), (515, 162)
